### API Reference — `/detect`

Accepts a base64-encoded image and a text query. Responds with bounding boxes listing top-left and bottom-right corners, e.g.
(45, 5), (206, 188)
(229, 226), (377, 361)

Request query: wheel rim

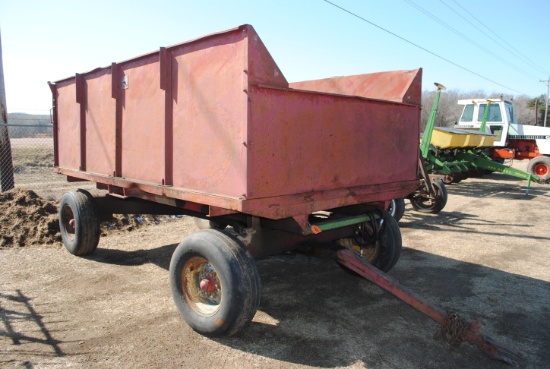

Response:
(338, 236), (380, 263)
(412, 182), (443, 211)
(534, 163), (549, 177)
(388, 200), (396, 217)
(61, 204), (76, 241)
(412, 195), (437, 210)
(182, 256), (222, 316)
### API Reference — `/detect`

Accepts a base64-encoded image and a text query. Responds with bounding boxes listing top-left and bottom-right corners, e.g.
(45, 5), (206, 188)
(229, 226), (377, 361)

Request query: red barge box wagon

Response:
(49, 24), (422, 336)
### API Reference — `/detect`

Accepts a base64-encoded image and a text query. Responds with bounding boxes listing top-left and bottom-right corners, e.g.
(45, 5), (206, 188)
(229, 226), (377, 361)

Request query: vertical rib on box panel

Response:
(160, 47), (173, 186)
(75, 73), (86, 171)
(111, 63), (122, 178)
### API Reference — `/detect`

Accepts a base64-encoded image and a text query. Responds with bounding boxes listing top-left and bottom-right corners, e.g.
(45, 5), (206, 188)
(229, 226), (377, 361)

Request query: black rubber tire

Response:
(342, 211), (402, 273)
(443, 173), (462, 184)
(170, 229), (261, 337)
(193, 217), (227, 230)
(409, 180), (448, 214)
(527, 156), (550, 182)
(388, 198), (406, 222)
(58, 189), (100, 256)
(372, 212), (403, 272)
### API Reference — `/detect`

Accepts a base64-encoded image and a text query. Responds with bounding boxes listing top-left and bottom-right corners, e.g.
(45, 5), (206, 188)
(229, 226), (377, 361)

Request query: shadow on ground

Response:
(218, 250), (549, 368)
(82, 238), (549, 368)
(0, 289), (73, 368)
(85, 243), (178, 271)
(443, 174), (550, 200)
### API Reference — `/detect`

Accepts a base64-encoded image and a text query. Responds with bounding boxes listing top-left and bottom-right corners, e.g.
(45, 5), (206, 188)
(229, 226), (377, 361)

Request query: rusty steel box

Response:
(49, 24), (421, 219)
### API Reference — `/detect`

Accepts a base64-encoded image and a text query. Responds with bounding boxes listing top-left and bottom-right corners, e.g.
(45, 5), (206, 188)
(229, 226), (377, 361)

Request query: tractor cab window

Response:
(490, 125), (504, 141)
(505, 103), (516, 123)
(460, 104), (474, 122)
(478, 104), (502, 122)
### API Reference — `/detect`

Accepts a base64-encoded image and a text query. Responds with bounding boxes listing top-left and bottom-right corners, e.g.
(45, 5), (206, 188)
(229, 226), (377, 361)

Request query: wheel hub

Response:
(182, 256), (221, 316)
(200, 276), (217, 293)
(534, 163), (549, 176)
(337, 237), (379, 263)
(61, 205), (76, 241)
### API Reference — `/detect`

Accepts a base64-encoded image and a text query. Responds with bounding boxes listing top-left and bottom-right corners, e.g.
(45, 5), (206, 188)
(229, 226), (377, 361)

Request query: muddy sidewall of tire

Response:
(170, 230), (260, 337)
(59, 190), (99, 256)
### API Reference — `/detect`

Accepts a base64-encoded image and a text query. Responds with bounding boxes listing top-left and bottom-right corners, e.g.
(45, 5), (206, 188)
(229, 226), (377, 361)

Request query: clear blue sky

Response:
(1, 0), (549, 113)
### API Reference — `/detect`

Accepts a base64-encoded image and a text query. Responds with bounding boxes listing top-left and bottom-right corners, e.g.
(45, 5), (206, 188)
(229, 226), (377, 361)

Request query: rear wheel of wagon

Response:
(339, 211), (402, 272)
(388, 198), (405, 222)
(59, 190), (100, 256)
(409, 180), (447, 214)
(527, 156), (550, 182)
(170, 229), (261, 337)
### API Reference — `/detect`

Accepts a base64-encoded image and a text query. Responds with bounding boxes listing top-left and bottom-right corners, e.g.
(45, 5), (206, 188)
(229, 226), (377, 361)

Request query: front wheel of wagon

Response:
(59, 189), (100, 256)
(388, 198), (405, 222)
(170, 229), (261, 337)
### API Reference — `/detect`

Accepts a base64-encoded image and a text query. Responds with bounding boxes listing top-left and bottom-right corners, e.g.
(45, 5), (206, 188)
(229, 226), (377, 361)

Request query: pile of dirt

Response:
(0, 189), (183, 248)
(0, 189), (60, 247)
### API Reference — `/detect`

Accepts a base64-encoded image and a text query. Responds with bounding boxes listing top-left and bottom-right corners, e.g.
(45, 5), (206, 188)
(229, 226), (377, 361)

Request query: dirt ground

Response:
(1, 161), (549, 369)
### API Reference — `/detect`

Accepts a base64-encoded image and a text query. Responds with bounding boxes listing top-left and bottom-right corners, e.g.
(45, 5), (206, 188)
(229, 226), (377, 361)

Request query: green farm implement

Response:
(421, 84), (542, 194)
(392, 84), (543, 221)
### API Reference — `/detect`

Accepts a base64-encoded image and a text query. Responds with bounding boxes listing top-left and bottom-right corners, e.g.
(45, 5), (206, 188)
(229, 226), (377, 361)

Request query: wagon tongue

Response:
(336, 249), (524, 366)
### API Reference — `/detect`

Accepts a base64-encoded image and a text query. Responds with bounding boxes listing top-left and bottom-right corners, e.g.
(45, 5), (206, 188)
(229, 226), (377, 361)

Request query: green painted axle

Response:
(307, 213), (381, 235)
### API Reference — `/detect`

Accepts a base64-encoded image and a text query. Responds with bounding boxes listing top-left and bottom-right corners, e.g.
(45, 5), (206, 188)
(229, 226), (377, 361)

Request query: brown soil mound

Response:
(0, 189), (183, 248)
(0, 189), (60, 247)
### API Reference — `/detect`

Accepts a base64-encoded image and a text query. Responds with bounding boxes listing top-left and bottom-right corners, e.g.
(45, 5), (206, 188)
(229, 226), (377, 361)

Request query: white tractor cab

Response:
(455, 98), (550, 181)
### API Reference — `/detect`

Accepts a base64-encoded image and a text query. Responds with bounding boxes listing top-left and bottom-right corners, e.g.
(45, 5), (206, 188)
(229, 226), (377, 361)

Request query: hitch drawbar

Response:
(336, 249), (524, 366)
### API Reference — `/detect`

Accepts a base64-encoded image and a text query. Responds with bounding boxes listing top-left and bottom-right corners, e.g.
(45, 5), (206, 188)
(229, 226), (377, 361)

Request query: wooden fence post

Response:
(0, 29), (15, 191)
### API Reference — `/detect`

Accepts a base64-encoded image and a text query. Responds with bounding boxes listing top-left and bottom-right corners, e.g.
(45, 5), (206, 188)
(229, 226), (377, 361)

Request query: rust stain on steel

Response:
(52, 24), (421, 220)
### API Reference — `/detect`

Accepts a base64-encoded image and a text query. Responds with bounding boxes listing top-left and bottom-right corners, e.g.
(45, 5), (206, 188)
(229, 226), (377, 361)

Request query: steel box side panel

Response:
(247, 85), (419, 199)
(245, 26), (288, 88)
(55, 81), (80, 170)
(289, 69), (422, 106)
(119, 55), (164, 184)
(84, 69), (116, 175)
(170, 29), (249, 198)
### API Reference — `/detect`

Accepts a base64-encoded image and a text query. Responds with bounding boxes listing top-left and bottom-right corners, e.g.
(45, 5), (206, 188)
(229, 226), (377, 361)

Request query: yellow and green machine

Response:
(421, 85), (541, 191)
